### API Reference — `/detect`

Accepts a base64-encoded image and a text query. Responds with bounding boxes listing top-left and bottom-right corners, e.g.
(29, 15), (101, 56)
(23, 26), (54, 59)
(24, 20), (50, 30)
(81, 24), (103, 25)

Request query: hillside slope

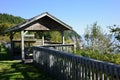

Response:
(0, 13), (24, 24)
(0, 13), (24, 35)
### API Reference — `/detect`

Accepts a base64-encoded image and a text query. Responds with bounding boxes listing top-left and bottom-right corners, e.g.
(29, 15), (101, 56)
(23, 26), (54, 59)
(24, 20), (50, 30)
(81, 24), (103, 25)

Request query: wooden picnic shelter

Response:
(6, 12), (72, 62)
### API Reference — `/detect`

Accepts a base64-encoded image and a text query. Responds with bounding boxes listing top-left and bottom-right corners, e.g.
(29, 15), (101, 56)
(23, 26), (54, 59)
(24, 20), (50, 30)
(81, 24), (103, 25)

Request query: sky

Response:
(0, 0), (120, 35)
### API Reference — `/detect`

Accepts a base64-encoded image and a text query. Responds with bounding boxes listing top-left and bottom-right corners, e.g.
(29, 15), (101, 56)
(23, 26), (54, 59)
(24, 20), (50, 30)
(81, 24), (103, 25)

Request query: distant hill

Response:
(0, 13), (82, 48)
(0, 13), (25, 24)
(0, 13), (25, 35)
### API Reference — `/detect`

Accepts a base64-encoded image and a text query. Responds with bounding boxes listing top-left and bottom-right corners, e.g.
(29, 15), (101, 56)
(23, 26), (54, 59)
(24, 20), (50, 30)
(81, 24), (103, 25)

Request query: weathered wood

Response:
(33, 47), (120, 80)
(61, 31), (65, 44)
(42, 33), (44, 45)
(42, 44), (75, 53)
(21, 30), (25, 62)
(6, 12), (72, 32)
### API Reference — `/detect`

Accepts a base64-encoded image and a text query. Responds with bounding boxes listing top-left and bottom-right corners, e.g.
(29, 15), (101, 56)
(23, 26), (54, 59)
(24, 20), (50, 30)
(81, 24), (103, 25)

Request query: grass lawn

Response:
(0, 44), (55, 80)
(0, 60), (55, 80)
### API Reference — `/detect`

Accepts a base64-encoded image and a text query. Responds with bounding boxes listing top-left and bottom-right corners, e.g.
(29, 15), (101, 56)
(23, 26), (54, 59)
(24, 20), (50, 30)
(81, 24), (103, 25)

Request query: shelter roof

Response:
(6, 12), (72, 32)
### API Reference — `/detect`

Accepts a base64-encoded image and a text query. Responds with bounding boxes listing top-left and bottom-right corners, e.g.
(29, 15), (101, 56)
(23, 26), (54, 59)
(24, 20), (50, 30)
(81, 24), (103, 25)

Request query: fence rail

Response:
(33, 46), (120, 80)
(42, 44), (75, 53)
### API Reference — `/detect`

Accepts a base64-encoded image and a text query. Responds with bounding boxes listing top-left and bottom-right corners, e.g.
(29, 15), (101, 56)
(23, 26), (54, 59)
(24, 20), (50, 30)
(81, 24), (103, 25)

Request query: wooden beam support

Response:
(21, 30), (25, 62)
(61, 31), (65, 44)
(24, 31), (28, 35)
(10, 32), (13, 54)
(42, 32), (44, 45)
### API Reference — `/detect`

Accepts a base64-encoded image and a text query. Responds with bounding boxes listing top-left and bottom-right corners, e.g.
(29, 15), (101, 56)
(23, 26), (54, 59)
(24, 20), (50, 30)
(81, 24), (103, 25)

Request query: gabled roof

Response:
(6, 12), (72, 32)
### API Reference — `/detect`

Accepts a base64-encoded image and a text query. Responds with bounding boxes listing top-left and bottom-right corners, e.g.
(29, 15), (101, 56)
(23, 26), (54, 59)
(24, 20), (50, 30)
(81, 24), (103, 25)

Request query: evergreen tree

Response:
(110, 25), (120, 41)
(109, 25), (120, 52)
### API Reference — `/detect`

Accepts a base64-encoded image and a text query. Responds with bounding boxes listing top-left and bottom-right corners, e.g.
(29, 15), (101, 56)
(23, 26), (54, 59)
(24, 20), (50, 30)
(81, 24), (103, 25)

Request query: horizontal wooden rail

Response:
(33, 47), (120, 80)
(42, 44), (76, 53)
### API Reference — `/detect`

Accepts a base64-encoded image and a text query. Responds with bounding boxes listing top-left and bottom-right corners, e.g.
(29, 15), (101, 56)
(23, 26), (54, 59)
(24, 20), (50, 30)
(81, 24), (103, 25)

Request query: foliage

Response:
(50, 31), (62, 42)
(76, 49), (120, 65)
(0, 23), (14, 36)
(0, 13), (24, 35)
(35, 30), (82, 47)
(109, 25), (120, 41)
(109, 25), (120, 53)
(0, 13), (24, 24)
(64, 30), (82, 50)
(77, 23), (120, 65)
(84, 22), (114, 54)
(0, 13), (24, 42)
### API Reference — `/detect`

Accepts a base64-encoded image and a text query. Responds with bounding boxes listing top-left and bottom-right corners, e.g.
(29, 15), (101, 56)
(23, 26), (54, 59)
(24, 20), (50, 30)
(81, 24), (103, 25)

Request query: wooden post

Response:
(21, 30), (25, 62)
(10, 32), (13, 54)
(24, 31), (28, 35)
(74, 43), (76, 53)
(42, 32), (44, 45)
(61, 31), (65, 44)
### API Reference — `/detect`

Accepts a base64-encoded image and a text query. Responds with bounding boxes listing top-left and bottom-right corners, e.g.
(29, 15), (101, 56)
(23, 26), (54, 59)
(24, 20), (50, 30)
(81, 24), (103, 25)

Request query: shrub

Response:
(76, 49), (120, 65)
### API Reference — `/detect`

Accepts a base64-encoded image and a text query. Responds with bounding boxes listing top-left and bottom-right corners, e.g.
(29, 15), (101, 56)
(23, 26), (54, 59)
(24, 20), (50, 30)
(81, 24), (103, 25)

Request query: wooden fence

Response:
(42, 44), (75, 53)
(33, 46), (120, 80)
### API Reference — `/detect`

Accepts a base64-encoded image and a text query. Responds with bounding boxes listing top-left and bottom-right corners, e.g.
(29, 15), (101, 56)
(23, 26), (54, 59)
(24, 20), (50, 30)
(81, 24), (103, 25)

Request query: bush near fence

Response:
(76, 49), (120, 65)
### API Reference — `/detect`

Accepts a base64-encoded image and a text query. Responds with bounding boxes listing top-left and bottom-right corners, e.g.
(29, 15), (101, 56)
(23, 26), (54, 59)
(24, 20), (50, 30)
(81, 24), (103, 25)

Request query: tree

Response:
(50, 31), (62, 43)
(0, 23), (14, 36)
(84, 22), (113, 54)
(0, 13), (24, 42)
(0, 13), (24, 36)
(109, 25), (120, 53)
(109, 25), (120, 41)
(0, 13), (24, 24)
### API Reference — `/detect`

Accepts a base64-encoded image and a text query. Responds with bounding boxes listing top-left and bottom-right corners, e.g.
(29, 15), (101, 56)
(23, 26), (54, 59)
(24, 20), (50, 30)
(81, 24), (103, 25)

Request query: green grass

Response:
(0, 60), (55, 80)
(0, 44), (55, 80)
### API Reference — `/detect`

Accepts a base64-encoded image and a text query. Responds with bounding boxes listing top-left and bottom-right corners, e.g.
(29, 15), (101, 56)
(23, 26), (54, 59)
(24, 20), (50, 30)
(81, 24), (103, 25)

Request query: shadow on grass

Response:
(0, 45), (13, 61)
(0, 45), (56, 80)
(0, 61), (56, 80)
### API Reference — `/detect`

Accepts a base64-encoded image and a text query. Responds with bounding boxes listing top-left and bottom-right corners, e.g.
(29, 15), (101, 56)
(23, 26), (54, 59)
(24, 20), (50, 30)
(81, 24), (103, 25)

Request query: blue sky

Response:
(0, 0), (120, 35)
